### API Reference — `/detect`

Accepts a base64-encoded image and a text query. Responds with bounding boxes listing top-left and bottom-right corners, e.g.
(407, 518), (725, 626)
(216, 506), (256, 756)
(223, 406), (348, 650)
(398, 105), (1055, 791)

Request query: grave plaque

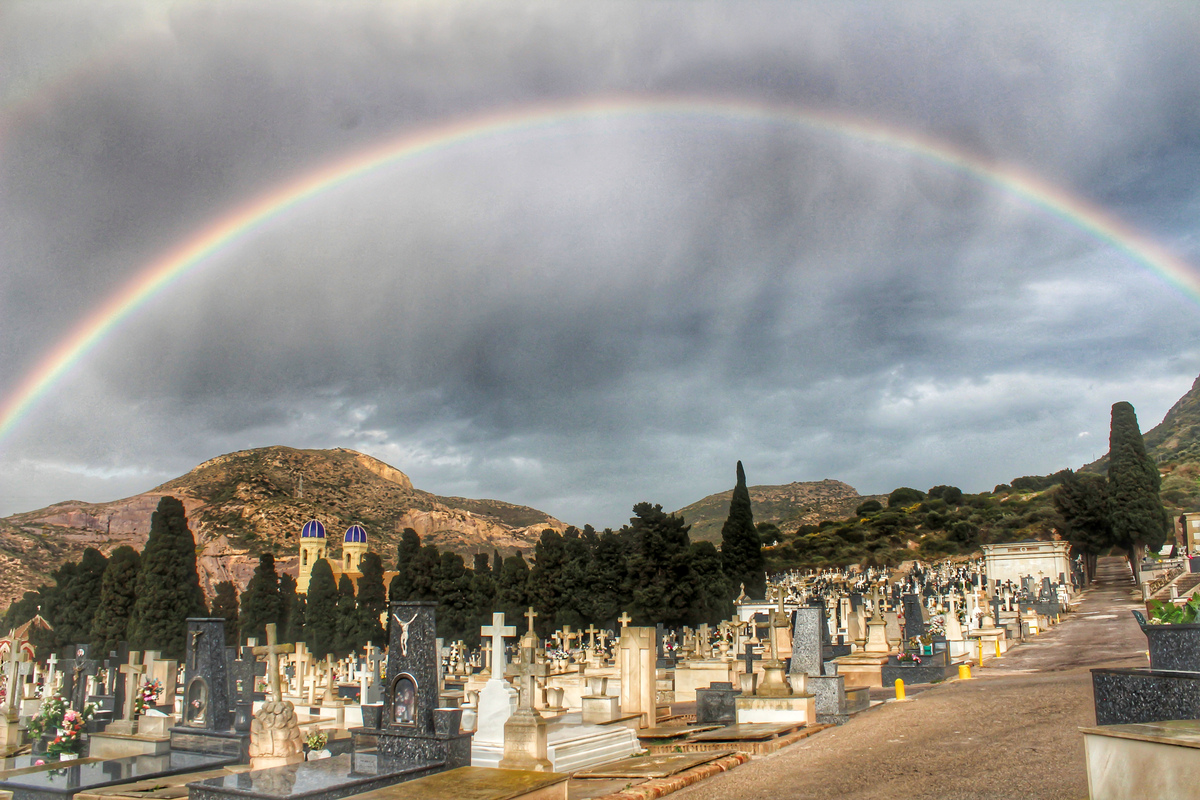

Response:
(179, 619), (231, 731)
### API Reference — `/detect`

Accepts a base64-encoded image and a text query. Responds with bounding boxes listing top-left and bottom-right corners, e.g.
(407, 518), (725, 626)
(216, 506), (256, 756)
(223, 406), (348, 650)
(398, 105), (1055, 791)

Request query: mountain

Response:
(0, 446), (564, 608)
(1083, 373), (1200, 472)
(675, 479), (884, 543)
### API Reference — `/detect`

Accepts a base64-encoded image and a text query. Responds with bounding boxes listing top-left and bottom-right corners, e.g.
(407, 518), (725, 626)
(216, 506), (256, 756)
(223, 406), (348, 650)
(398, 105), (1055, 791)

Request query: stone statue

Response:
(249, 624), (303, 768)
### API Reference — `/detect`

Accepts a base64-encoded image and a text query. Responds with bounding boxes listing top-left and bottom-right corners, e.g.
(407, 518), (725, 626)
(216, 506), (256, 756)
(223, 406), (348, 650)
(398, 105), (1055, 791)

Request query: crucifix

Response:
(480, 613), (516, 678)
(189, 629), (204, 671)
(252, 623), (296, 703)
(119, 652), (145, 724)
(392, 613), (418, 657)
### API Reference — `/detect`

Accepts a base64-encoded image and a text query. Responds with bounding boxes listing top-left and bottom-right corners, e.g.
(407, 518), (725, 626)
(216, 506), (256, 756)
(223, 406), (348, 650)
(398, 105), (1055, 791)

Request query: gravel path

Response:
(672, 557), (1146, 800)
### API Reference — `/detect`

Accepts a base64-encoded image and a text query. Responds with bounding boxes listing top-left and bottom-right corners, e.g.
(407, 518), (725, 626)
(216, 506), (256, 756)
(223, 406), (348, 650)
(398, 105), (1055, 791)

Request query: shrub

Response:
(888, 487), (925, 508)
(855, 500), (883, 516)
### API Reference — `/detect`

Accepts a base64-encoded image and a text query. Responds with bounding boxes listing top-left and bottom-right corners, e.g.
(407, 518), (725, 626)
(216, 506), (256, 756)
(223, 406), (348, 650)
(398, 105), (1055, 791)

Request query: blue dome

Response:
(344, 524), (367, 544)
(301, 520), (326, 539)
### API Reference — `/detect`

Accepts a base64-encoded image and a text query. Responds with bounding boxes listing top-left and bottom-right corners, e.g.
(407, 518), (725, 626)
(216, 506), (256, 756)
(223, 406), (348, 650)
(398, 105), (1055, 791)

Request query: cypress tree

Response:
(497, 552), (530, 623)
(720, 461), (765, 600)
(355, 552), (387, 650)
(528, 529), (568, 636)
(305, 559), (338, 658)
(389, 528), (421, 601)
(211, 581), (240, 645)
(56, 548), (109, 646)
(128, 496), (207, 657)
(1107, 401), (1167, 583)
(240, 553), (283, 644)
(91, 546), (141, 653)
(689, 540), (731, 624)
(335, 575), (358, 657)
(278, 573), (298, 642)
(284, 590), (306, 646)
(492, 549), (503, 579)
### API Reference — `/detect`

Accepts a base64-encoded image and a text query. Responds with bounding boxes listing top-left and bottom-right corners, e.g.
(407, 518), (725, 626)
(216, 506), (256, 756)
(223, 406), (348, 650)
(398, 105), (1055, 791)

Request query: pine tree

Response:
(128, 496), (207, 658)
(720, 461), (765, 600)
(528, 529), (568, 636)
(1053, 470), (1112, 583)
(305, 559), (339, 658)
(626, 502), (698, 627)
(240, 553), (283, 644)
(90, 546), (140, 653)
(584, 529), (629, 627)
(355, 552), (387, 650)
(1107, 401), (1168, 583)
(211, 581), (240, 645)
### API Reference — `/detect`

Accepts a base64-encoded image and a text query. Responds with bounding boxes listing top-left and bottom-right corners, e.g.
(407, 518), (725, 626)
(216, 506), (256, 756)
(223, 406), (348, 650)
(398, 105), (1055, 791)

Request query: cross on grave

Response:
(230, 646), (266, 707)
(585, 624), (599, 653)
(252, 624), (296, 703)
(618, 612), (632, 630)
(45, 653), (58, 693)
(119, 652), (145, 723)
(511, 643), (549, 711)
(2, 635), (26, 720)
(480, 613), (517, 677)
(741, 643), (761, 675)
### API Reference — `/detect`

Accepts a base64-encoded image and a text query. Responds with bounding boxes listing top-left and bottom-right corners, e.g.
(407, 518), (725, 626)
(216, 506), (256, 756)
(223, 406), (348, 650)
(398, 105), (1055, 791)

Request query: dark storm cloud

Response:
(3, 1), (1200, 525)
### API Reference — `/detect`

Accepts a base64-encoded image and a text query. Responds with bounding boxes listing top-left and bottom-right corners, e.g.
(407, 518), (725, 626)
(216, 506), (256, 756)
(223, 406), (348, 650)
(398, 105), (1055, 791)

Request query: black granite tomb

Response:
(1092, 667), (1200, 726)
(0, 751), (236, 800)
(169, 618), (250, 761)
(696, 681), (740, 725)
(351, 601), (471, 771)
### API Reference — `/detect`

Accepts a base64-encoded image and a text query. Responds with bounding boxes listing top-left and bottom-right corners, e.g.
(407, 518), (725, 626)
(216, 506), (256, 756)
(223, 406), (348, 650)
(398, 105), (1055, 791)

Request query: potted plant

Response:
(1133, 592), (1200, 672)
(305, 730), (330, 760)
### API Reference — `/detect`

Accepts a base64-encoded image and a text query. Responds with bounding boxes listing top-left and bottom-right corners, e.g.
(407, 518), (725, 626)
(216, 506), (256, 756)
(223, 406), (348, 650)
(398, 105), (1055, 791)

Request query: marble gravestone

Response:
(787, 607), (824, 677)
(354, 600), (472, 772)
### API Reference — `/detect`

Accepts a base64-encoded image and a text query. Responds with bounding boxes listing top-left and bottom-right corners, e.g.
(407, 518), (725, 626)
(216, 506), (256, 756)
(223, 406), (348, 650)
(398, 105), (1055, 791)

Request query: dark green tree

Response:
(583, 529), (629, 626)
(434, 551), (475, 644)
(239, 553), (283, 645)
(888, 487), (926, 508)
(492, 549), (503, 579)
(90, 546), (140, 653)
(128, 497), (207, 657)
(473, 552), (490, 574)
(496, 552), (530, 622)
(278, 573), (299, 643)
(528, 529), (569, 636)
(335, 574), (358, 657)
(720, 461), (765, 600)
(689, 540), (731, 623)
(1107, 401), (1167, 583)
(355, 552), (388, 649)
(211, 581), (240, 645)
(304, 559), (339, 658)
(627, 502), (699, 627)
(389, 528), (422, 600)
(55, 548), (109, 646)
(1053, 470), (1112, 583)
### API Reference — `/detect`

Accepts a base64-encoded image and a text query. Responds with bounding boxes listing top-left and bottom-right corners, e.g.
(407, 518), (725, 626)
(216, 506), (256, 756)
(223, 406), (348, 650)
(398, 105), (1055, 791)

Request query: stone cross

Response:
(2, 637), (26, 720)
(252, 623), (296, 703)
(511, 643), (549, 711)
(481, 613), (516, 677)
(585, 625), (599, 652)
(741, 642), (761, 675)
(323, 654), (337, 704)
(45, 652), (58, 693)
(524, 607), (538, 636)
(618, 612), (632, 630)
(119, 652), (145, 722)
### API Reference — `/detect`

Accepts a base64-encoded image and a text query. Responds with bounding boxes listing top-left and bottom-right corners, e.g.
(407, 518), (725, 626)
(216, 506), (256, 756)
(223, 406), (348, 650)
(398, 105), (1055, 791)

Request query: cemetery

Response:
(0, 508), (1115, 800)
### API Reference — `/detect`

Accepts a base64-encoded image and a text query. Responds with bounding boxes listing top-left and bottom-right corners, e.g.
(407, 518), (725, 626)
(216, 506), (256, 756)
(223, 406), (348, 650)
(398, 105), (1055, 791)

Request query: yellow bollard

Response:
(894, 678), (906, 701)
(959, 664), (972, 680)
(995, 638), (1002, 658)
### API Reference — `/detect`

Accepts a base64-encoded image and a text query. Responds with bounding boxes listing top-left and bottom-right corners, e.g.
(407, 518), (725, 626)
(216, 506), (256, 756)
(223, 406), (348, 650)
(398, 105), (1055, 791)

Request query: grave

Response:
(0, 751), (238, 800)
(1080, 719), (1200, 800)
(470, 613), (520, 767)
(695, 682), (740, 726)
(169, 618), (250, 762)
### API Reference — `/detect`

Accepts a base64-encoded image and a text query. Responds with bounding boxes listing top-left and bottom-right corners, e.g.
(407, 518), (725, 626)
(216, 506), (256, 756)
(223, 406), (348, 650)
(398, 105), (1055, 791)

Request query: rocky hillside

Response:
(676, 479), (884, 543)
(0, 446), (564, 607)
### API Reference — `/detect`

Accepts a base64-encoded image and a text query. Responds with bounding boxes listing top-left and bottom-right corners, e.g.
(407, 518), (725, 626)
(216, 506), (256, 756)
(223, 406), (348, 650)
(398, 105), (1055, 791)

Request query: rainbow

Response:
(2, 94), (1198, 443)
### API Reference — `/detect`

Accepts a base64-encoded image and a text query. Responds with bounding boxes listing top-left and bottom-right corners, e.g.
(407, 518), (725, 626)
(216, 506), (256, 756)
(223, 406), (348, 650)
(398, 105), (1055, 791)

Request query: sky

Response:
(2, 1), (1200, 530)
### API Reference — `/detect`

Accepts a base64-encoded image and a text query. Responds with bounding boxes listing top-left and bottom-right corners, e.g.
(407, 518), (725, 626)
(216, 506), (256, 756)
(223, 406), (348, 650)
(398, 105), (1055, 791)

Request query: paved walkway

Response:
(672, 557), (1147, 800)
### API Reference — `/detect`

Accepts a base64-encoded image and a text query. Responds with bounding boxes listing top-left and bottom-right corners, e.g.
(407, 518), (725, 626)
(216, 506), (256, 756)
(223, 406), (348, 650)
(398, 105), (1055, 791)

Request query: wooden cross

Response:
(618, 612), (632, 630)
(119, 652), (145, 721)
(251, 623), (295, 703)
(480, 613), (516, 677)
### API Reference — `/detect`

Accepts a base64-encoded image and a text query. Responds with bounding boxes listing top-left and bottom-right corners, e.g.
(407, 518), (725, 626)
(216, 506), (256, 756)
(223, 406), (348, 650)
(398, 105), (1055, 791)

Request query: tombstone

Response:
(902, 594), (926, 643)
(228, 646), (265, 733)
(110, 651), (146, 735)
(695, 681), (740, 725)
(357, 601), (471, 771)
(498, 640), (550, 771)
(788, 606), (824, 677)
(617, 627), (656, 728)
(67, 644), (98, 714)
(248, 624), (302, 768)
(471, 613), (519, 764)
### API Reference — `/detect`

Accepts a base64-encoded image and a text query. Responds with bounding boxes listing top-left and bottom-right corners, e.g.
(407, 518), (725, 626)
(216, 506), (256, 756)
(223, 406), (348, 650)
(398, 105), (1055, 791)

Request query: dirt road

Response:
(673, 557), (1147, 800)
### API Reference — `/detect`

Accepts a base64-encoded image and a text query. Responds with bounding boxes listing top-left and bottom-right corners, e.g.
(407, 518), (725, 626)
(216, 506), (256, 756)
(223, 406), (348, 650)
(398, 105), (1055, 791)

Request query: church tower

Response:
(342, 524), (368, 574)
(297, 519), (327, 594)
